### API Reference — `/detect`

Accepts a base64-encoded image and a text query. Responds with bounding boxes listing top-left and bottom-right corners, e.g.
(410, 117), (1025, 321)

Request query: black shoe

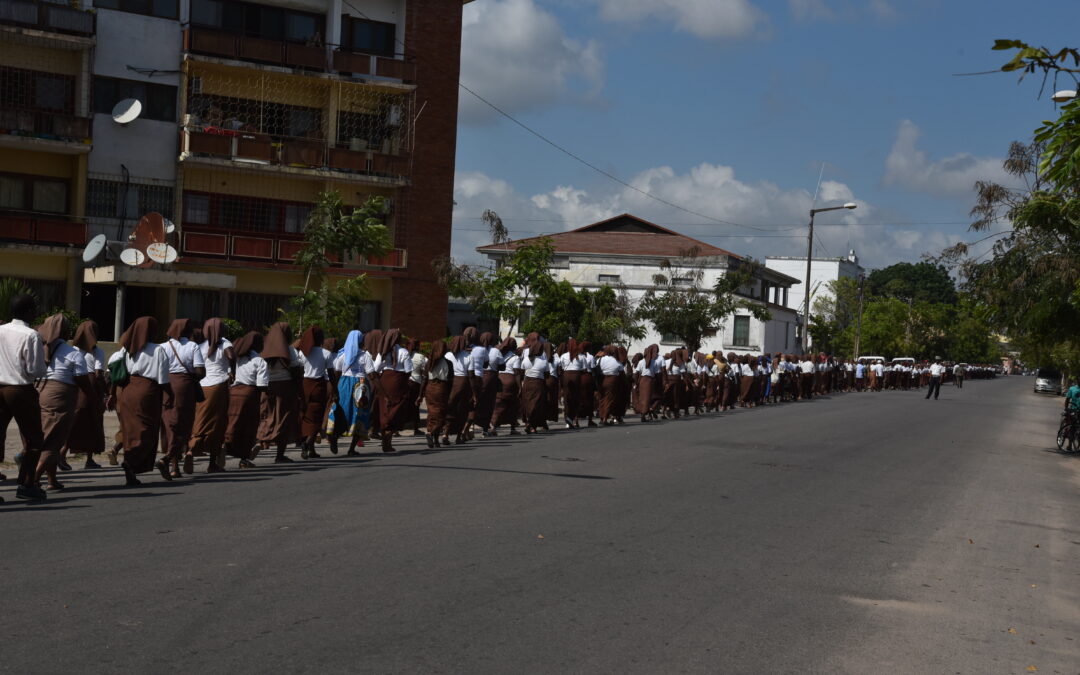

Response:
(274, 456), (294, 463)
(300, 446), (310, 460)
(239, 458), (256, 469)
(58, 459), (73, 472)
(156, 459), (172, 481)
(16, 484), (47, 501)
(426, 433), (435, 449)
(308, 449), (321, 459)
(84, 458), (101, 470)
(347, 449), (360, 456)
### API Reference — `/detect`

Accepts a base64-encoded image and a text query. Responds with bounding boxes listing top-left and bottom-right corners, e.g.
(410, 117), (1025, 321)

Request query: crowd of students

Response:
(0, 293), (999, 502)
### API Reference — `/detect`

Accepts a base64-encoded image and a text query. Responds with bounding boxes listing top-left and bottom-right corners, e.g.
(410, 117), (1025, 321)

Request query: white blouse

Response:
(45, 342), (89, 385)
(109, 344), (171, 385)
(165, 337), (205, 375)
(80, 346), (105, 374)
(233, 352), (269, 387)
(522, 353), (549, 379)
(502, 354), (521, 373)
(598, 355), (623, 376)
(334, 351), (376, 378)
(200, 338), (233, 388)
(446, 350), (472, 377)
(298, 347), (332, 380)
(267, 346), (302, 382)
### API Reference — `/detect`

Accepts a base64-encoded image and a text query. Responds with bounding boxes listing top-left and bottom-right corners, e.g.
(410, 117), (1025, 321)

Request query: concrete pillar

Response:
(114, 282), (126, 339)
(65, 257), (82, 314)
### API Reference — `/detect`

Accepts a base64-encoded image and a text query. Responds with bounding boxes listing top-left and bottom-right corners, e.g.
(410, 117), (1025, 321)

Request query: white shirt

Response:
(298, 347), (332, 380)
(522, 353), (549, 379)
(109, 344), (171, 385)
(0, 319), (46, 385)
(856, 364), (866, 378)
(410, 353), (429, 384)
(334, 351), (376, 378)
(470, 345), (488, 377)
(930, 363), (945, 377)
(799, 360), (814, 374)
(386, 345), (413, 373)
(200, 338), (233, 387)
(45, 342), (89, 385)
(267, 346), (302, 382)
(429, 356), (450, 381)
(560, 352), (583, 371)
(165, 337), (204, 375)
(873, 364), (884, 376)
(446, 350), (472, 377)
(486, 347), (503, 372)
(599, 355), (623, 376)
(502, 354), (521, 373)
(233, 351), (269, 387)
(80, 346), (105, 374)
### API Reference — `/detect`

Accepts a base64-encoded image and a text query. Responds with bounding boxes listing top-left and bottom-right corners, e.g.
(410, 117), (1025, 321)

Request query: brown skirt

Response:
(445, 374), (472, 435)
(66, 373), (104, 454)
(491, 372), (520, 427)
(190, 382), (230, 456)
(633, 375), (655, 415)
(378, 369), (410, 433)
(407, 380), (422, 430)
(38, 379), (77, 454)
(300, 377), (329, 439)
(562, 370), (581, 420)
(425, 378), (449, 435)
(118, 375), (163, 474)
(257, 379), (299, 444)
(225, 384), (261, 458)
(597, 375), (621, 421)
(545, 374), (560, 421)
(578, 371), (596, 418)
(474, 370), (499, 429)
(521, 376), (547, 427)
(162, 372), (198, 460)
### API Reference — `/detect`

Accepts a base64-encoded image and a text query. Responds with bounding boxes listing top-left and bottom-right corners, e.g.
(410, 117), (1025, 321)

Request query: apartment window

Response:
(182, 192), (314, 235)
(178, 289), (221, 324)
(88, 179), (173, 221)
(0, 67), (74, 113)
(357, 301), (381, 332)
(187, 93), (323, 140)
(228, 292), (294, 332)
(183, 194), (210, 225)
(598, 274), (621, 284)
(94, 0), (179, 20)
(660, 332), (680, 345)
(93, 77), (177, 123)
(733, 316), (750, 347)
(284, 204), (311, 233)
(672, 277), (694, 286)
(342, 17), (396, 57)
(191, 0), (322, 43)
(0, 174), (68, 215)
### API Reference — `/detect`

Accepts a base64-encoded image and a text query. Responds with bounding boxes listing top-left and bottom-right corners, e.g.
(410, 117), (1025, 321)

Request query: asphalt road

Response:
(2, 377), (1079, 674)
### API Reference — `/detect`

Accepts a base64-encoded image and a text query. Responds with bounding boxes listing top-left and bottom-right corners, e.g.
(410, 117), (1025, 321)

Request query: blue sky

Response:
(450, 0), (1078, 268)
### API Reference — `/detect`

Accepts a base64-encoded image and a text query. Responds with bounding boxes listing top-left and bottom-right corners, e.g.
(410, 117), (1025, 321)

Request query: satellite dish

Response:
(163, 244), (178, 263)
(163, 218), (176, 234)
(146, 242), (170, 264)
(119, 247), (145, 266)
(82, 233), (107, 265)
(132, 212), (165, 268)
(112, 98), (142, 125)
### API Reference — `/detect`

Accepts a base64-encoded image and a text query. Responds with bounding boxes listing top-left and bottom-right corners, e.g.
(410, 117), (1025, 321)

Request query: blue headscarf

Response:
(340, 329), (363, 372)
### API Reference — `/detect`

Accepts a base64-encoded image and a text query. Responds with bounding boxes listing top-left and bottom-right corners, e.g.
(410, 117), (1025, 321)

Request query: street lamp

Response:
(801, 201), (857, 354)
(1052, 89), (1078, 102)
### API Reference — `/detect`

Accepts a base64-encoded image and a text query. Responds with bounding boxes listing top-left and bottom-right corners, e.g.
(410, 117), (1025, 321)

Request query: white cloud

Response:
(453, 162), (957, 269)
(459, 0), (604, 125)
(789, 0), (834, 21)
(883, 119), (1012, 198)
(868, 0), (898, 20)
(593, 0), (768, 39)
(788, 0), (898, 22)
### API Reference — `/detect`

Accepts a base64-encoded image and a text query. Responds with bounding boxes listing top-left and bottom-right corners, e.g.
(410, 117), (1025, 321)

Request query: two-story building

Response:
(0, 0), (468, 341)
(476, 214), (802, 357)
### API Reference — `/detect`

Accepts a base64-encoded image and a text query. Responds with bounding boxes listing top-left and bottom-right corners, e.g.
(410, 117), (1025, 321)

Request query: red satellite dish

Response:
(128, 212), (166, 269)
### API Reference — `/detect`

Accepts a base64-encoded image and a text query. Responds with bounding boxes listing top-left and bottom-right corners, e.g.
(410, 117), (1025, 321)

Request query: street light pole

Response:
(801, 202), (857, 354)
(853, 273), (865, 360)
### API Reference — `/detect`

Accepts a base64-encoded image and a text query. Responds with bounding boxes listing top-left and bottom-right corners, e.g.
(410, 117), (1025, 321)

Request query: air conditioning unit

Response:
(190, 76), (203, 94)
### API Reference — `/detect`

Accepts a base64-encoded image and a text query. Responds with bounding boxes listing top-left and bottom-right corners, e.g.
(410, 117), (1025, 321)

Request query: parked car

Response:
(1034, 368), (1062, 395)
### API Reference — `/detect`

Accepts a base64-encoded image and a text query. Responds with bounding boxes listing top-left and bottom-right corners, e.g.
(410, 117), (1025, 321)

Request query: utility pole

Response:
(802, 201), (857, 354)
(853, 274), (865, 359)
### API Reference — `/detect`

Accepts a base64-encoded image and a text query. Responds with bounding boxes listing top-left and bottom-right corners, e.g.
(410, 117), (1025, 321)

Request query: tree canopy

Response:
(866, 262), (957, 305)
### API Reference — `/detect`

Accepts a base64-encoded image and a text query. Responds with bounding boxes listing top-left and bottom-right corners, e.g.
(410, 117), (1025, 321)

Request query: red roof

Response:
(475, 214), (743, 259)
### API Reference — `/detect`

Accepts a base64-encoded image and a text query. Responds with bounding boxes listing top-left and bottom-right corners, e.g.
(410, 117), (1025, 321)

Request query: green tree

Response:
(284, 191), (391, 336)
(866, 262), (957, 305)
(524, 282), (645, 346)
(809, 277), (860, 356)
(636, 250), (770, 352)
(0, 278), (34, 323)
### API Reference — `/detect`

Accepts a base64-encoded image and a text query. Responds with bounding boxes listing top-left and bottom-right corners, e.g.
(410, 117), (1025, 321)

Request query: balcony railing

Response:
(0, 109), (93, 143)
(181, 227), (407, 269)
(0, 0), (95, 37)
(0, 213), (86, 246)
(183, 26), (416, 83)
(180, 126), (409, 181)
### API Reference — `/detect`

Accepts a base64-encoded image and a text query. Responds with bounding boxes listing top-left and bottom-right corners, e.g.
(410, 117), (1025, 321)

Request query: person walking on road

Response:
(953, 362), (965, 388)
(0, 294), (48, 501)
(926, 357), (945, 400)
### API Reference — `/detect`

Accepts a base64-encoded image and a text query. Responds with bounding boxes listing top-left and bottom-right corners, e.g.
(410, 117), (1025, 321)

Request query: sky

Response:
(448, 0), (1079, 270)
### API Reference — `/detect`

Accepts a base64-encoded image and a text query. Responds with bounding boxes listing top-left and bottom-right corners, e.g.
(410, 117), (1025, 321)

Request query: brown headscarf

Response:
(631, 353), (643, 367)
(406, 338), (420, 353)
(565, 338), (578, 358)
(261, 322), (292, 363)
(427, 339), (448, 373)
(643, 344), (659, 365)
(296, 325), (324, 357)
(541, 340), (554, 361)
(462, 326), (478, 347)
(523, 332), (541, 357)
(166, 318), (193, 341)
(38, 313), (69, 363)
(323, 337), (341, 354)
(72, 319), (98, 353)
(478, 331), (495, 348)
(379, 328), (402, 366)
(233, 331), (263, 357)
(447, 334), (468, 355)
(363, 329), (383, 357)
(672, 349), (687, 367)
(120, 316), (157, 356)
(616, 346), (628, 365)
(579, 341), (592, 358)
(497, 336), (517, 354)
(203, 318), (224, 357)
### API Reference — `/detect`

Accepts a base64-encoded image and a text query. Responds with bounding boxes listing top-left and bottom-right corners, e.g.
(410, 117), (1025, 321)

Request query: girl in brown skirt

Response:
(225, 332), (266, 467)
(419, 339), (449, 448)
(189, 318), (233, 473)
(633, 344), (659, 421)
(107, 316), (172, 486)
(61, 320), (106, 470)
(362, 329), (383, 440)
(375, 328), (411, 453)
(163, 318), (206, 478)
(257, 322), (302, 463)
(519, 334), (549, 433)
(596, 345), (622, 425)
(578, 341), (597, 427)
(294, 325), (331, 460)
(444, 334), (474, 444)
(32, 314), (93, 490)
(489, 337), (520, 435)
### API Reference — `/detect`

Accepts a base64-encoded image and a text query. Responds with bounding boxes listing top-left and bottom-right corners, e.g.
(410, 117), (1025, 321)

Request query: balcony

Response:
(0, 109), (93, 151)
(180, 126), (409, 185)
(181, 227), (407, 270)
(183, 26), (416, 84)
(0, 0), (95, 38)
(0, 213), (86, 247)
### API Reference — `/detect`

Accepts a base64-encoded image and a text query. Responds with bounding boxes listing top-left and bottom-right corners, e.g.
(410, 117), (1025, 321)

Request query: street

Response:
(2, 376), (1079, 674)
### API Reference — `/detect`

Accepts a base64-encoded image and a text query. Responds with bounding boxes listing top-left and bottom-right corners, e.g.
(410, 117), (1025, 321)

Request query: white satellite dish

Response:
(82, 233), (107, 265)
(163, 218), (176, 234)
(119, 247), (145, 266)
(163, 244), (178, 263)
(112, 98), (142, 125)
(146, 242), (170, 264)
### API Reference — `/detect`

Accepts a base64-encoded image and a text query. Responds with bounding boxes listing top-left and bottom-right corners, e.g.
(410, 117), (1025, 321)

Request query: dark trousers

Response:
(0, 384), (45, 486)
(925, 376), (942, 400)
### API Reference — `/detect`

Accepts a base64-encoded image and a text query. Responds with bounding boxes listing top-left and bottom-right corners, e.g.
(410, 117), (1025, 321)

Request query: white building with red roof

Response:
(476, 214), (802, 356)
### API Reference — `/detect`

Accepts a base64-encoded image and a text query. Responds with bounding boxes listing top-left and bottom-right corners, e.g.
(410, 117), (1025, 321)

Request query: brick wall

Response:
(390, 0), (463, 341)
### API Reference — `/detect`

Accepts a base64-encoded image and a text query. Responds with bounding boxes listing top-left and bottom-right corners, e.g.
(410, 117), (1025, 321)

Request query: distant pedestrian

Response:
(953, 362), (965, 388)
(926, 357), (945, 400)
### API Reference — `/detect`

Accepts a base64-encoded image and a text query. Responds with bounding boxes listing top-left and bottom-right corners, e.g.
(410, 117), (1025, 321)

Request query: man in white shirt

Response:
(926, 357), (945, 400)
(0, 294), (48, 501)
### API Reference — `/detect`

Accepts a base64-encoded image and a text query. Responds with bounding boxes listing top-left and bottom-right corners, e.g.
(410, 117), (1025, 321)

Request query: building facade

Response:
(764, 251), (865, 350)
(477, 214), (801, 357)
(0, 0), (467, 340)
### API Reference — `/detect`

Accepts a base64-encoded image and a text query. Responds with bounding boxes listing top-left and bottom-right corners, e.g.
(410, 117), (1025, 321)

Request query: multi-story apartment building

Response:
(0, 0), (468, 341)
